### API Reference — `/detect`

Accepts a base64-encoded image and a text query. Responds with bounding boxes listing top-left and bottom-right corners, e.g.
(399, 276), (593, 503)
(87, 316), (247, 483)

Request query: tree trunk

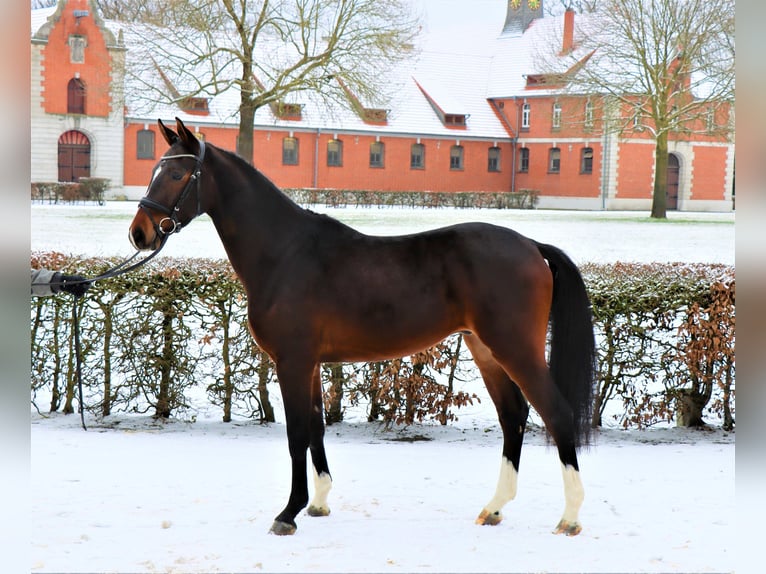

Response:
(442, 334), (463, 425)
(156, 307), (174, 419)
(367, 362), (383, 422)
(722, 360), (734, 431)
(257, 349), (276, 423)
(651, 131), (669, 219)
(102, 307), (113, 417)
(325, 363), (344, 425)
(237, 102), (255, 164)
(220, 305), (233, 423)
(50, 304), (62, 412)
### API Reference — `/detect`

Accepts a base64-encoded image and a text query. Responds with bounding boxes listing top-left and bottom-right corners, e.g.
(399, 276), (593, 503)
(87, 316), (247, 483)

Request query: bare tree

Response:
(537, 0), (734, 218)
(544, 0), (599, 17)
(115, 0), (420, 163)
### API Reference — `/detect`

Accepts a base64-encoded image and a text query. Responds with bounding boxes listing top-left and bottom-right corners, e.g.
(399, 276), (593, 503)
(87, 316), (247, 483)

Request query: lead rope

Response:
(54, 236), (171, 431)
(72, 293), (86, 430)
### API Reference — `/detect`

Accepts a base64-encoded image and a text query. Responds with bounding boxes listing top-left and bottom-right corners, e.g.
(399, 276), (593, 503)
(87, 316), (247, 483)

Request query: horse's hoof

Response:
(307, 505), (330, 517)
(475, 509), (503, 526)
(554, 519), (582, 536)
(269, 520), (297, 536)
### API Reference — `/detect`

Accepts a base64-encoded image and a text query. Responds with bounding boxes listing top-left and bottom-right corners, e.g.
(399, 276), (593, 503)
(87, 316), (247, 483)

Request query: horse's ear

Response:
(175, 117), (201, 155)
(158, 119), (179, 147)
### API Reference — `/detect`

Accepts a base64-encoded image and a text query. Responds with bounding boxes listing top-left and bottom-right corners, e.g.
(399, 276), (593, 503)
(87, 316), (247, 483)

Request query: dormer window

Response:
(444, 114), (467, 127)
(68, 35), (87, 64)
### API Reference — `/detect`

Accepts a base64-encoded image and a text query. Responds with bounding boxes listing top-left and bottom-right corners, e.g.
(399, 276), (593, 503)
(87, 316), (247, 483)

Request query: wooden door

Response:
(58, 131), (91, 182)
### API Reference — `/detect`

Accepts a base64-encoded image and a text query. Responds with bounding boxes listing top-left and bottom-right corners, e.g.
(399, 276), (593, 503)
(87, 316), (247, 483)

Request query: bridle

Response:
(32, 139), (208, 431)
(138, 138), (207, 238)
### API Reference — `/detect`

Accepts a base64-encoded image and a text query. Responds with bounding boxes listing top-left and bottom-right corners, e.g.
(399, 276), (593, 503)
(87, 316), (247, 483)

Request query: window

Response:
(488, 147), (501, 172)
(580, 147), (593, 174)
(450, 145), (464, 170)
(68, 35), (86, 64)
(518, 147), (530, 173)
(584, 100), (594, 130)
(137, 129), (155, 159)
(327, 139), (343, 167)
(548, 147), (561, 173)
(706, 107), (716, 133)
(521, 103), (530, 129)
(67, 78), (86, 114)
(552, 102), (561, 129)
(283, 137), (299, 165)
(632, 104), (642, 129)
(410, 143), (425, 169)
(369, 141), (384, 168)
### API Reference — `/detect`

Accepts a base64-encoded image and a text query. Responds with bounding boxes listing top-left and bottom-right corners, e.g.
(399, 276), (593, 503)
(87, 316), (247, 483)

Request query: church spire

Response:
(501, 0), (543, 36)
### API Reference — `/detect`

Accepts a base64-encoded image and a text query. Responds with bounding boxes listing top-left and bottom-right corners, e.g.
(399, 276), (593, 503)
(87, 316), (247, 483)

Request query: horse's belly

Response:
(318, 313), (463, 363)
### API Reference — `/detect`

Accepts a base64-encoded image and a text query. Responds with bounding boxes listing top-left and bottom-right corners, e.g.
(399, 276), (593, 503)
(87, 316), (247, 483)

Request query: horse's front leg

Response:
(270, 359), (316, 536)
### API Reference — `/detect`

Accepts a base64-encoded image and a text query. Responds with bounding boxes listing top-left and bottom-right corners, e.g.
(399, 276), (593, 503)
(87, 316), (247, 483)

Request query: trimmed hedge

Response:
(30, 253), (734, 429)
(282, 188), (540, 209)
(32, 178), (109, 205)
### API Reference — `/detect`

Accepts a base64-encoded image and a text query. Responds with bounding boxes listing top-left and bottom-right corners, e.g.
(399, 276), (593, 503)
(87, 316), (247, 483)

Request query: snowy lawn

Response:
(32, 413), (734, 573)
(31, 203), (735, 572)
(31, 202), (735, 264)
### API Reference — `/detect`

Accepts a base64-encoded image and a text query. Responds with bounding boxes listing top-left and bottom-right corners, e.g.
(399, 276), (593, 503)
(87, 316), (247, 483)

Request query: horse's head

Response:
(129, 117), (207, 251)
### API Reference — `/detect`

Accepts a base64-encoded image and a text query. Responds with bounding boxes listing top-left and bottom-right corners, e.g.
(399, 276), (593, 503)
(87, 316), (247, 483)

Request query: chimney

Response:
(561, 8), (575, 54)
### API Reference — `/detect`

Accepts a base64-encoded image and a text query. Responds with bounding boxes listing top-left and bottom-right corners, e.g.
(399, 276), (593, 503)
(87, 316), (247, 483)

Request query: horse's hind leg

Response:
(307, 366), (332, 517)
(464, 334), (530, 527)
(495, 352), (585, 536)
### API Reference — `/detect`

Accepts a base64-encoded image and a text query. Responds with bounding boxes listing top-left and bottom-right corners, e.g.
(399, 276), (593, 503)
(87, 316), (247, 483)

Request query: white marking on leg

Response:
(477, 456), (518, 524)
(559, 463), (584, 531)
(308, 468), (332, 516)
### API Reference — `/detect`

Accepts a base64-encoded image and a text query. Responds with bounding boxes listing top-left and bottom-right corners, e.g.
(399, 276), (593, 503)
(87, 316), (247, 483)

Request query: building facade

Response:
(31, 0), (734, 211)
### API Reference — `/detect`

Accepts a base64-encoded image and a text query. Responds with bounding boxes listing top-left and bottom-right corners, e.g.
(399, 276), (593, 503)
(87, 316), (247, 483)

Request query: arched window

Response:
(518, 147), (530, 173)
(410, 143), (425, 169)
(369, 141), (384, 168)
(67, 78), (86, 115)
(450, 145), (464, 170)
(548, 147), (561, 173)
(283, 137), (299, 165)
(521, 103), (531, 129)
(137, 129), (155, 159)
(552, 102), (562, 129)
(327, 139), (343, 167)
(580, 147), (593, 174)
(488, 146), (501, 172)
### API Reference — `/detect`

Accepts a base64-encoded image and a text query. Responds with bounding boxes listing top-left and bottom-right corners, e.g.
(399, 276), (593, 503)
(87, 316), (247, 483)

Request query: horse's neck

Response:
(206, 161), (307, 277)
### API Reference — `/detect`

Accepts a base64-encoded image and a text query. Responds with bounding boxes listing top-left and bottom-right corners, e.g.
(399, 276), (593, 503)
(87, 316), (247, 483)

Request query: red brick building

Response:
(31, 0), (734, 211)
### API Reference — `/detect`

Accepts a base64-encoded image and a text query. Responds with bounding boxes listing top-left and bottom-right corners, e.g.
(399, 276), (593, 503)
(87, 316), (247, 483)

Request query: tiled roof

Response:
(31, 2), (590, 140)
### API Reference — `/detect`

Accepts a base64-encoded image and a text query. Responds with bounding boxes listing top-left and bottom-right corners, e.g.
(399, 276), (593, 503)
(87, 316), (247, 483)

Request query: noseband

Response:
(138, 139), (207, 237)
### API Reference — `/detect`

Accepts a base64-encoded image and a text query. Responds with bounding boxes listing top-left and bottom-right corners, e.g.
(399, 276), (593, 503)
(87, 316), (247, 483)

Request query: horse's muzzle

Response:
(129, 212), (160, 251)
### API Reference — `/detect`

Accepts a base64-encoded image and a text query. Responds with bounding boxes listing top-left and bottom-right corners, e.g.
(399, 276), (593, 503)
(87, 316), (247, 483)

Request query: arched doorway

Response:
(58, 130), (91, 182)
(666, 153), (680, 210)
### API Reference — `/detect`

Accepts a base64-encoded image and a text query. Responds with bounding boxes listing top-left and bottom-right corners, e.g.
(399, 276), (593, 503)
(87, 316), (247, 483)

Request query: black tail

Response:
(536, 242), (597, 448)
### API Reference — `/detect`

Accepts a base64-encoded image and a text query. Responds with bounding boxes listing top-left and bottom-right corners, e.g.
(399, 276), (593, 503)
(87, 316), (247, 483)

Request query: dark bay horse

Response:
(129, 118), (597, 536)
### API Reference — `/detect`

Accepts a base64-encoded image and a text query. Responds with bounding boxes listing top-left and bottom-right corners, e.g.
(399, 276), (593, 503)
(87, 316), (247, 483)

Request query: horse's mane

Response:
(209, 142), (356, 234)
(212, 144), (286, 195)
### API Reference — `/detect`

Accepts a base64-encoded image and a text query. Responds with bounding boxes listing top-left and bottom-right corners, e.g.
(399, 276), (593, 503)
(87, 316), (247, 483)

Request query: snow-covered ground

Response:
(31, 201), (735, 264)
(31, 202), (735, 573)
(32, 412), (734, 574)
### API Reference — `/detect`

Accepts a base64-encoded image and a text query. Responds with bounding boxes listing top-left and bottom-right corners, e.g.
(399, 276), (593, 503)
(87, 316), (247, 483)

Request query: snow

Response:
(32, 413), (734, 573)
(31, 202), (735, 573)
(31, 201), (735, 265)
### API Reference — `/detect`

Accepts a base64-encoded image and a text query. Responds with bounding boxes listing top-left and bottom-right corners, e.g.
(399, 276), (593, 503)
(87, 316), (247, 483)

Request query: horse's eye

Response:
(171, 171), (183, 181)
